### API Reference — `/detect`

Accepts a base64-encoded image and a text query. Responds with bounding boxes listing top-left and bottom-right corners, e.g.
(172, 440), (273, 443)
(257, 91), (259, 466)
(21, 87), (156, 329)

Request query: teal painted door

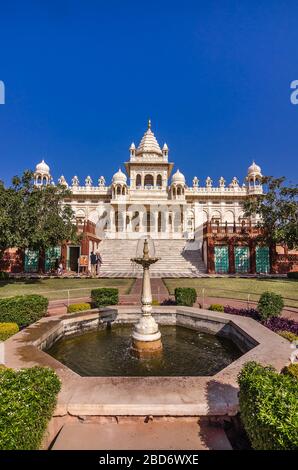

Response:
(214, 246), (229, 273)
(234, 246), (250, 273)
(45, 246), (61, 272)
(256, 246), (270, 273)
(24, 249), (39, 273)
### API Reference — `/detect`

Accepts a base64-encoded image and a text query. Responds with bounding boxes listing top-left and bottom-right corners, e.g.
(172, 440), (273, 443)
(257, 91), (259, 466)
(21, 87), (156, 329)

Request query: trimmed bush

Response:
(257, 291), (284, 321)
(0, 366), (61, 450)
(238, 361), (298, 450)
(262, 316), (298, 335)
(282, 363), (298, 380)
(277, 330), (298, 342)
(287, 271), (298, 280)
(174, 287), (197, 307)
(209, 304), (224, 312)
(0, 322), (19, 341)
(0, 295), (48, 328)
(67, 302), (91, 313)
(0, 272), (9, 281)
(91, 288), (119, 307)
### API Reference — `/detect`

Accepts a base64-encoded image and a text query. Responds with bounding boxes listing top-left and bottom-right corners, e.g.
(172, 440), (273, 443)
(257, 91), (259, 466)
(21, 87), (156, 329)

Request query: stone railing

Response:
(203, 221), (262, 236)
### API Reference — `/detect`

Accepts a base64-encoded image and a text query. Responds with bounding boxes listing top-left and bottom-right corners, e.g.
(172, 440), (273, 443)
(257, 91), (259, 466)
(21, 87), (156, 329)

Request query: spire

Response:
(136, 121), (162, 156)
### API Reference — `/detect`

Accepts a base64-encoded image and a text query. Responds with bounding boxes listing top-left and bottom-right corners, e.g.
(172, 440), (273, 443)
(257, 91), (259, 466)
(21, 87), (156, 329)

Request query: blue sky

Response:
(0, 0), (297, 186)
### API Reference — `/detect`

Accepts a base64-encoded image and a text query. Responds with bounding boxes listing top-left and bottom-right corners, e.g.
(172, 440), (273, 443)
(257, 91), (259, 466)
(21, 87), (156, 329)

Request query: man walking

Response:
(90, 251), (97, 277)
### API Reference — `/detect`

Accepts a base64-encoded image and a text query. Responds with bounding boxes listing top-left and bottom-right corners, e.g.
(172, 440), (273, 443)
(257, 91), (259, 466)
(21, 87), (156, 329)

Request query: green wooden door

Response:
(24, 249), (39, 273)
(234, 246), (250, 273)
(45, 246), (61, 272)
(214, 246), (229, 273)
(256, 246), (270, 273)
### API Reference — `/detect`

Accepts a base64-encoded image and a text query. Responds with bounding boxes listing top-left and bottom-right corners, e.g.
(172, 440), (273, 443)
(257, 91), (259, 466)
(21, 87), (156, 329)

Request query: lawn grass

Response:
(163, 277), (298, 308)
(0, 277), (135, 301)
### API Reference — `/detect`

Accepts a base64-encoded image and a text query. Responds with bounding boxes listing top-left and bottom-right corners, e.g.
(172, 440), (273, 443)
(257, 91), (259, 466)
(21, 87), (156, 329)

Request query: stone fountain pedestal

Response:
(131, 239), (162, 358)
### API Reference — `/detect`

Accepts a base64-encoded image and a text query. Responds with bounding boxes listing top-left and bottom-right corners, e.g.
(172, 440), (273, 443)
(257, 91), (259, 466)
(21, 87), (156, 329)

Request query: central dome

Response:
(136, 121), (162, 156)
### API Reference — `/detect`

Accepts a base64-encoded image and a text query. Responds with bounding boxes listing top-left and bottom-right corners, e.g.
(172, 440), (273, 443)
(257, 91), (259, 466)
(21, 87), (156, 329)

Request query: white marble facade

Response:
(34, 121), (263, 247)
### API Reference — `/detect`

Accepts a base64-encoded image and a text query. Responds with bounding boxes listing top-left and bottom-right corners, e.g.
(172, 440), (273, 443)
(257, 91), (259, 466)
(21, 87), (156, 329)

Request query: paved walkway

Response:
(52, 420), (232, 450)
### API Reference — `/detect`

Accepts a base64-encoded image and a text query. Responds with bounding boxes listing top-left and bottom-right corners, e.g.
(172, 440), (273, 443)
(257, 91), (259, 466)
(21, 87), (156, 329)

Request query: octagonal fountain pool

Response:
(46, 324), (242, 377)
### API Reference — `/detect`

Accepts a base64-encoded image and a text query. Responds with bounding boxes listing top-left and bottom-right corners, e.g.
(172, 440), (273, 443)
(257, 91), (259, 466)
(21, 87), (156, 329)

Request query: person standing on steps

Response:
(96, 251), (102, 276)
(90, 251), (97, 277)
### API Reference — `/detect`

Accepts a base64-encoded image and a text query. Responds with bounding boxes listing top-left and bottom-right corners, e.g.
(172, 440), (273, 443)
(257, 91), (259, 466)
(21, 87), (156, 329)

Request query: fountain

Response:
(130, 238), (163, 357)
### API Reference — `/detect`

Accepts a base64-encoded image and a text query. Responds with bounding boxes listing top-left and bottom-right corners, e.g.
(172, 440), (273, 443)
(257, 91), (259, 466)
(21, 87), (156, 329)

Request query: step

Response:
(98, 239), (207, 277)
(52, 421), (232, 450)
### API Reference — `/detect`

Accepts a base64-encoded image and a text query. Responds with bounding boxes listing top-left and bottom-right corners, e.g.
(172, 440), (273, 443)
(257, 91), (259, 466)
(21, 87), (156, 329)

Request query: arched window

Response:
(117, 185), (121, 195)
(144, 174), (154, 186)
(156, 174), (162, 187)
(136, 174), (141, 187)
(177, 186), (181, 196)
(223, 211), (234, 224)
(42, 177), (47, 185)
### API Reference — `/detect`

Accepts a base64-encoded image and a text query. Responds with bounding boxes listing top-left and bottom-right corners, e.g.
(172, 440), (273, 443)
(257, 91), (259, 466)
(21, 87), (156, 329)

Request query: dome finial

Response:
(148, 118), (151, 129)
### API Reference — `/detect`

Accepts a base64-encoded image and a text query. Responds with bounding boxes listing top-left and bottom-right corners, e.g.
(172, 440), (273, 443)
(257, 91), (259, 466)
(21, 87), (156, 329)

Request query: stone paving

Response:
(52, 419), (232, 450)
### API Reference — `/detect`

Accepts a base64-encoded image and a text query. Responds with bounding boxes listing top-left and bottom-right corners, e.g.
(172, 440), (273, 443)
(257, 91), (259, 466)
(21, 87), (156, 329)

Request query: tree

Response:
(0, 171), (78, 265)
(243, 176), (298, 250)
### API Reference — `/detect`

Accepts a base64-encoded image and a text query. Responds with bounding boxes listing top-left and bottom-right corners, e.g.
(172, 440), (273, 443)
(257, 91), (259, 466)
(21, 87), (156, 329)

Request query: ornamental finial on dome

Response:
(148, 118), (151, 129)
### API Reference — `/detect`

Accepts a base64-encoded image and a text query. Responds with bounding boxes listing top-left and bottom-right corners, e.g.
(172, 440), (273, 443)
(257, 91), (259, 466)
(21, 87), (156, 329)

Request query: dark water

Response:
(46, 325), (242, 377)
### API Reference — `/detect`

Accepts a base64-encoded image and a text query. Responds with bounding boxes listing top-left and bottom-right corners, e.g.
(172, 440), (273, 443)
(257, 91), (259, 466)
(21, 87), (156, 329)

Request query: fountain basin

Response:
(2, 306), (291, 418)
(46, 324), (242, 377)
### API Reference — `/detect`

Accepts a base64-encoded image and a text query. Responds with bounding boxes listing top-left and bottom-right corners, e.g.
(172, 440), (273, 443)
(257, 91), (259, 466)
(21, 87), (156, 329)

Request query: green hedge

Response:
(175, 287), (197, 307)
(0, 323), (19, 341)
(209, 304), (224, 312)
(0, 295), (48, 328)
(91, 288), (119, 307)
(257, 291), (284, 321)
(67, 302), (91, 313)
(238, 361), (298, 450)
(0, 367), (61, 450)
(0, 272), (9, 281)
(287, 271), (298, 279)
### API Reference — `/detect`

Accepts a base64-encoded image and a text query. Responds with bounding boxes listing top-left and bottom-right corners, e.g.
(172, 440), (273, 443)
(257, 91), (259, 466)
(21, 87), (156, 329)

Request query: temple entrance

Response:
(68, 246), (80, 272)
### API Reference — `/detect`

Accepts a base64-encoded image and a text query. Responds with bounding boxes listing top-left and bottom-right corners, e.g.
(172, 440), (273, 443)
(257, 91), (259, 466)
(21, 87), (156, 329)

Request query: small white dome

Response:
(35, 159), (50, 174)
(112, 168), (127, 184)
(172, 169), (185, 184)
(248, 161), (261, 175)
(162, 143), (168, 151)
(130, 142), (136, 150)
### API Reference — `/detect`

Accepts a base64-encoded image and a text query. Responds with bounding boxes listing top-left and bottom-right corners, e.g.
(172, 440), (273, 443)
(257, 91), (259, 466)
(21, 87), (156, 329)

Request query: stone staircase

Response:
(98, 239), (206, 278)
